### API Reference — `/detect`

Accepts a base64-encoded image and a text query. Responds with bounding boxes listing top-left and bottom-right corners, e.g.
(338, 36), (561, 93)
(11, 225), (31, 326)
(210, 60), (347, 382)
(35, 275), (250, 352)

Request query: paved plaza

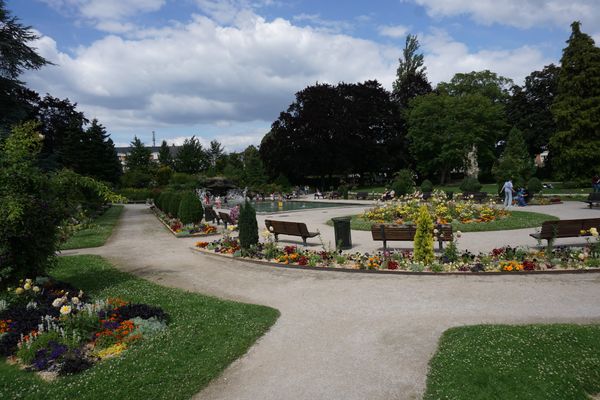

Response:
(63, 201), (600, 400)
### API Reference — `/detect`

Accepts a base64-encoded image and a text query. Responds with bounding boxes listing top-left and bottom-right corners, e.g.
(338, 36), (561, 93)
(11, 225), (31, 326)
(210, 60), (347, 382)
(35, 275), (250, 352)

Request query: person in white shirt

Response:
(501, 179), (514, 208)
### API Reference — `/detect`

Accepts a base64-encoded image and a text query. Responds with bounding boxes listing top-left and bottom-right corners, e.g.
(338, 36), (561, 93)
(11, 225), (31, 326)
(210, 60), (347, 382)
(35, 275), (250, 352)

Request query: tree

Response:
(178, 192), (203, 225)
(241, 145), (267, 189)
(550, 21), (600, 180)
(158, 140), (173, 167)
(126, 136), (152, 172)
(407, 92), (506, 183)
(208, 140), (225, 168)
(0, 0), (50, 134)
(238, 201), (258, 250)
(437, 70), (513, 104)
(392, 34), (432, 109)
(508, 64), (560, 155)
(413, 205), (434, 265)
(174, 136), (208, 174)
(84, 120), (122, 183)
(492, 127), (535, 188)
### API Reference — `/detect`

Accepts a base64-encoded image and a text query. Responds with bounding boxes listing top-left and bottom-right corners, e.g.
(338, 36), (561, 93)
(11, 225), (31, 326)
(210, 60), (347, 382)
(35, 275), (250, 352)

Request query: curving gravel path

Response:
(63, 203), (600, 400)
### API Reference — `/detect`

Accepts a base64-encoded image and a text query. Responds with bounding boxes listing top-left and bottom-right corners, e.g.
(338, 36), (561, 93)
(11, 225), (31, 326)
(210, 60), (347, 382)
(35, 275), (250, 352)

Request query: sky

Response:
(7, 0), (600, 150)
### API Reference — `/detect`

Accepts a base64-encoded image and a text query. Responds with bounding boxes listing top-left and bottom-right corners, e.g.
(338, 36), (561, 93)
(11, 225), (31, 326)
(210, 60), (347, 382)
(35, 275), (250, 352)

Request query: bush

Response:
(167, 192), (182, 218)
(527, 177), (543, 194)
(391, 169), (415, 196)
(238, 201), (258, 250)
(178, 192), (204, 225)
(168, 173), (198, 190)
(117, 188), (153, 202)
(421, 179), (434, 193)
(338, 184), (349, 200)
(459, 176), (482, 193)
(156, 192), (171, 212)
(155, 166), (173, 187)
(120, 169), (152, 188)
(413, 205), (434, 265)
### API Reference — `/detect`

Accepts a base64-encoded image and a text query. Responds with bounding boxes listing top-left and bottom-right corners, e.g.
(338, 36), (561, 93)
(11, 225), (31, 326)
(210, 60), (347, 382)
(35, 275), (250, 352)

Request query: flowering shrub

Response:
(153, 207), (218, 237)
(1, 277), (168, 379)
(363, 191), (508, 225)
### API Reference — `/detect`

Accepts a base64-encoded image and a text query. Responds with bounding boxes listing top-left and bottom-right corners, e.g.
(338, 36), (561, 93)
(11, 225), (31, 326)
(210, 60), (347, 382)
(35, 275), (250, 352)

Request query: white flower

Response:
(23, 283), (31, 290)
(25, 279), (32, 284)
(456, 231), (462, 238)
(52, 298), (64, 308)
(32, 286), (40, 293)
(433, 228), (439, 234)
(60, 305), (72, 315)
(591, 227), (599, 237)
(78, 290), (84, 297)
(578, 253), (586, 261)
(71, 297), (80, 305)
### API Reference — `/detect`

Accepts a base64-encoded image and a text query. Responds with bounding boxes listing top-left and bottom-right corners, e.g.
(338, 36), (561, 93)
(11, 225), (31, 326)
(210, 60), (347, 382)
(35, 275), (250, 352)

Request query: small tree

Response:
(238, 201), (258, 250)
(493, 127), (535, 188)
(420, 179), (434, 193)
(178, 192), (204, 225)
(459, 176), (482, 193)
(391, 169), (415, 196)
(167, 192), (182, 218)
(413, 205), (434, 265)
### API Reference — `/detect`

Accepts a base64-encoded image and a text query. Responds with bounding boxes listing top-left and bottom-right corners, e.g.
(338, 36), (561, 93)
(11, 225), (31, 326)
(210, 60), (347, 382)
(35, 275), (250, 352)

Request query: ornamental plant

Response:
(178, 192), (204, 225)
(167, 192), (182, 218)
(420, 179), (434, 193)
(391, 169), (415, 196)
(413, 205), (434, 264)
(238, 201), (258, 250)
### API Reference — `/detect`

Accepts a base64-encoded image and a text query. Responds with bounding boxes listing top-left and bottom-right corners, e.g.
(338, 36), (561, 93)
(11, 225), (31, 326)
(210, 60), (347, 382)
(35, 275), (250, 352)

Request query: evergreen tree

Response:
(392, 34), (432, 109)
(158, 140), (173, 167)
(208, 140), (225, 168)
(85, 120), (121, 183)
(413, 205), (434, 265)
(241, 145), (267, 188)
(492, 127), (535, 188)
(174, 136), (208, 173)
(550, 21), (600, 180)
(126, 136), (152, 172)
(238, 201), (258, 250)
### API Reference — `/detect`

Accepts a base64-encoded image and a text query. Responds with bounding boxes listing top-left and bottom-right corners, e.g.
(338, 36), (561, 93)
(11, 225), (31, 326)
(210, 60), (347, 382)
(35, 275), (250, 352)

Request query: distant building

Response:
(115, 144), (180, 168)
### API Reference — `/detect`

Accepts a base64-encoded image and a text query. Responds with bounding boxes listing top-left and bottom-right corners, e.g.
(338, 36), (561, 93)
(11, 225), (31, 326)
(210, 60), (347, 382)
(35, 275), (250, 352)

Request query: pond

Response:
(231, 200), (364, 214)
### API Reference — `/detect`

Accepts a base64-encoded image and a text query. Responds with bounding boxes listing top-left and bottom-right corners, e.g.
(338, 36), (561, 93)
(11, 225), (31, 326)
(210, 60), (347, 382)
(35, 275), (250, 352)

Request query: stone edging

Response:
(191, 247), (600, 276)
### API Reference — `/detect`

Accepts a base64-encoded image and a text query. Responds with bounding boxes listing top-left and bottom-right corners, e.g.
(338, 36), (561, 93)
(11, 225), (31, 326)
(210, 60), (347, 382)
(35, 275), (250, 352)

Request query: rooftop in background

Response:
(115, 145), (181, 166)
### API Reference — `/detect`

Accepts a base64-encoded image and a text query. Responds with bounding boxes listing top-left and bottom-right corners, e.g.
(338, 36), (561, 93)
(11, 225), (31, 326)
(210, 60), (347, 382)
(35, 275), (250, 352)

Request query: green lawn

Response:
(0, 255), (279, 400)
(328, 210), (558, 233)
(60, 205), (124, 250)
(424, 324), (600, 400)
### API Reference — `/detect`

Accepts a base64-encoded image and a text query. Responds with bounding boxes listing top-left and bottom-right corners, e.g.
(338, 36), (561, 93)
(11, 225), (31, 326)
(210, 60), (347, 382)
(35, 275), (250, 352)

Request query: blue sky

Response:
(7, 0), (600, 150)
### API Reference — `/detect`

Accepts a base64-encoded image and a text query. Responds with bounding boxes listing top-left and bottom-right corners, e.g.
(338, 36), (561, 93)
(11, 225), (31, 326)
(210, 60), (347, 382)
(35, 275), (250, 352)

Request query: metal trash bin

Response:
(332, 217), (352, 250)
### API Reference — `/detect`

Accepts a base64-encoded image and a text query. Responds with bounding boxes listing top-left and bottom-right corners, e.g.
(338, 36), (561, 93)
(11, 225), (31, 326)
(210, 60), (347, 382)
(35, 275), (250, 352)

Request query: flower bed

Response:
(363, 191), (508, 225)
(152, 207), (219, 237)
(194, 229), (600, 274)
(1, 278), (168, 380)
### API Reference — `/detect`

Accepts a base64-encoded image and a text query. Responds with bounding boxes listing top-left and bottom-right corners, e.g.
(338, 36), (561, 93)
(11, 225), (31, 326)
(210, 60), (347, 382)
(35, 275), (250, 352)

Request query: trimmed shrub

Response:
(156, 192), (172, 212)
(420, 179), (434, 193)
(167, 192), (182, 218)
(413, 205), (434, 265)
(238, 201), (258, 250)
(178, 192), (204, 225)
(338, 184), (349, 200)
(527, 177), (543, 194)
(117, 188), (153, 202)
(156, 166), (173, 187)
(459, 176), (482, 193)
(391, 169), (415, 196)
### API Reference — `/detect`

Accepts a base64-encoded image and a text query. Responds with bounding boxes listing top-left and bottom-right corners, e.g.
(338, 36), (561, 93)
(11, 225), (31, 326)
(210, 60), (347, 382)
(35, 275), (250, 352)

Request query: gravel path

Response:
(64, 203), (600, 400)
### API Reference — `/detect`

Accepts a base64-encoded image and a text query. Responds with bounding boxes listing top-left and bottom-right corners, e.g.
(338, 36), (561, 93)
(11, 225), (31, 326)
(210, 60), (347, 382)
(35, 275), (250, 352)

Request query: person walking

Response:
(501, 179), (515, 208)
(593, 175), (600, 192)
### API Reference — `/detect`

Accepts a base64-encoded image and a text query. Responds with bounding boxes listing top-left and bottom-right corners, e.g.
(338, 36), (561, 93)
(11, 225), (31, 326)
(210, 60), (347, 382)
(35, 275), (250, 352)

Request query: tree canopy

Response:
(392, 34), (432, 109)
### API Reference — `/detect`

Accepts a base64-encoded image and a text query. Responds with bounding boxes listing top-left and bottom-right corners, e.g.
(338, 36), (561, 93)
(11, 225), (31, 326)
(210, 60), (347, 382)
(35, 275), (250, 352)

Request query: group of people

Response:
(380, 188), (396, 201)
(501, 179), (528, 208)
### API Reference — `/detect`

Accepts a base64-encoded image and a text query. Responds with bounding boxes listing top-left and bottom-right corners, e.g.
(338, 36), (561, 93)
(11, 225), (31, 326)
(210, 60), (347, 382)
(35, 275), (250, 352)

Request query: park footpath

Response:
(63, 202), (600, 400)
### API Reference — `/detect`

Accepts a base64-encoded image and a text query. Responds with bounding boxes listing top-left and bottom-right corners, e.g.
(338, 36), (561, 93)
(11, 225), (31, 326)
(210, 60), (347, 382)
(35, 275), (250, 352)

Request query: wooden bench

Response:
(355, 192), (369, 200)
(204, 206), (221, 225)
(265, 219), (319, 246)
(583, 193), (600, 208)
(530, 218), (600, 245)
(218, 211), (235, 229)
(371, 224), (453, 250)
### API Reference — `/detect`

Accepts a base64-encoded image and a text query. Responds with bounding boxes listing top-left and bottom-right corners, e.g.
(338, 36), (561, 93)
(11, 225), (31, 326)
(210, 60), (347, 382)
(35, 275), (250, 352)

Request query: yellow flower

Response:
(60, 305), (72, 315)
(96, 343), (128, 359)
(590, 227), (599, 237)
(23, 283), (31, 290)
(32, 286), (40, 293)
(15, 287), (24, 295)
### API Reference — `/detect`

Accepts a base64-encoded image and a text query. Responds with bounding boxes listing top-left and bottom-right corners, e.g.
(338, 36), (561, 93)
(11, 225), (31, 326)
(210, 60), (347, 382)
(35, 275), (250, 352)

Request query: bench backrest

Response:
(204, 206), (218, 221)
(218, 211), (234, 224)
(265, 220), (309, 236)
(371, 224), (453, 241)
(356, 192), (368, 200)
(538, 218), (600, 238)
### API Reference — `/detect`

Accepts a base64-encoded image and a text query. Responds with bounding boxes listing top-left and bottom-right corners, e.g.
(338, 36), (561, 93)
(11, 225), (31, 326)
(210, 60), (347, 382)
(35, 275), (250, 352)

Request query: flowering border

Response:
(151, 206), (221, 238)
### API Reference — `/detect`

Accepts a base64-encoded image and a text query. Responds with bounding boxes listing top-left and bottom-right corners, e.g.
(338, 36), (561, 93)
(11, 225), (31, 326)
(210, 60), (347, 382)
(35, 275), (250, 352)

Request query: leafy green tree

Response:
(550, 21), (600, 180)
(437, 70), (513, 104)
(126, 136), (152, 172)
(0, 0), (50, 134)
(158, 140), (173, 167)
(392, 34), (432, 109)
(238, 201), (258, 250)
(178, 192), (203, 225)
(208, 140), (225, 168)
(391, 169), (415, 196)
(241, 145), (267, 189)
(407, 92), (506, 183)
(508, 64), (559, 156)
(174, 136), (208, 174)
(493, 127), (535, 188)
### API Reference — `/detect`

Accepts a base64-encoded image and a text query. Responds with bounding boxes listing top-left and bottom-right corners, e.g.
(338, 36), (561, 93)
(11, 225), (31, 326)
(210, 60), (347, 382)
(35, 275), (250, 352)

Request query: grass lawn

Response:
(60, 206), (124, 250)
(424, 324), (600, 400)
(328, 210), (558, 233)
(0, 255), (279, 400)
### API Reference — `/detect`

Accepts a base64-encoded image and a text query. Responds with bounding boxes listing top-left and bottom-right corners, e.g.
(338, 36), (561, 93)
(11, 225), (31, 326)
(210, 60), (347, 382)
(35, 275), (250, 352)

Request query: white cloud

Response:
(421, 29), (551, 84)
(377, 24), (409, 39)
(413, 0), (600, 29)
